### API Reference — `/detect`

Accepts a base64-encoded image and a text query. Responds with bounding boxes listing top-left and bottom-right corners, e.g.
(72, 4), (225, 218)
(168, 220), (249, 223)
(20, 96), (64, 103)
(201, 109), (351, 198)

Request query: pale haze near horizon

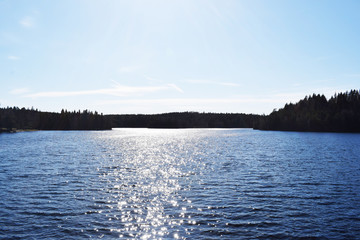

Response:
(1, 0), (359, 114)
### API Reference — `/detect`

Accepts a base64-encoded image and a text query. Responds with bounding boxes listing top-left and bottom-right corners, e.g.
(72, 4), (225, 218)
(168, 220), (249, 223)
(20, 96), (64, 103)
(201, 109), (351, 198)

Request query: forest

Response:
(108, 112), (259, 128)
(0, 108), (259, 132)
(0, 108), (112, 132)
(1, 89), (360, 133)
(255, 90), (360, 132)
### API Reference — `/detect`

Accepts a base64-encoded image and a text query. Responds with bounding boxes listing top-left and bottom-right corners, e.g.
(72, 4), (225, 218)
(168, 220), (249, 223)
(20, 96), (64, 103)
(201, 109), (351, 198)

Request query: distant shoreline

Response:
(1, 90), (360, 133)
(0, 128), (38, 133)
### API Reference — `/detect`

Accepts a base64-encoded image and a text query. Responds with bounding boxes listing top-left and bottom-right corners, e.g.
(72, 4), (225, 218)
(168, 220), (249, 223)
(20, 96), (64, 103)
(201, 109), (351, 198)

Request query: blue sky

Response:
(1, 0), (360, 114)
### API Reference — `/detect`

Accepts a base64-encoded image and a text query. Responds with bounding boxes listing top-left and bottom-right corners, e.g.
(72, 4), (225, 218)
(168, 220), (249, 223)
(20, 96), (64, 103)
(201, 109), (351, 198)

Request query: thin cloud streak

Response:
(185, 79), (241, 87)
(140, 76), (184, 93)
(167, 84), (184, 93)
(25, 84), (180, 98)
(19, 16), (34, 28)
(8, 55), (20, 60)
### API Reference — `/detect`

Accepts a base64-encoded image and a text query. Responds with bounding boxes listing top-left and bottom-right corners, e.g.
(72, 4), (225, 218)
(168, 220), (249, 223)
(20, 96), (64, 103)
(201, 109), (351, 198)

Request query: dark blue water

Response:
(1, 129), (360, 239)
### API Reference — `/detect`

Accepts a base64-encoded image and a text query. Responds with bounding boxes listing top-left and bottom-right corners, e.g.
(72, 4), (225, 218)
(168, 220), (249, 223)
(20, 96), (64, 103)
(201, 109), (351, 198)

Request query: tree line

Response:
(254, 89), (360, 132)
(0, 108), (260, 131)
(0, 107), (112, 132)
(108, 112), (260, 128)
(1, 89), (360, 133)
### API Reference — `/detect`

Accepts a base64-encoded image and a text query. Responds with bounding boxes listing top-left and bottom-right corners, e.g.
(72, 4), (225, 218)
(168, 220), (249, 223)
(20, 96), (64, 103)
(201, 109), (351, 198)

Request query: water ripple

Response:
(0, 129), (360, 239)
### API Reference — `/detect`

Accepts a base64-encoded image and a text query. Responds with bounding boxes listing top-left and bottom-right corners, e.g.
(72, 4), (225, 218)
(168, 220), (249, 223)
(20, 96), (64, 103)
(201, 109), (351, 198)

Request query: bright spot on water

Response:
(90, 128), (212, 238)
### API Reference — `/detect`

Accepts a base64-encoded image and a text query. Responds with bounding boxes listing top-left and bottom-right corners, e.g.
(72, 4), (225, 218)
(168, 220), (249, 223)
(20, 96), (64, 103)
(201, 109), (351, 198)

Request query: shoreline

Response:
(0, 128), (39, 133)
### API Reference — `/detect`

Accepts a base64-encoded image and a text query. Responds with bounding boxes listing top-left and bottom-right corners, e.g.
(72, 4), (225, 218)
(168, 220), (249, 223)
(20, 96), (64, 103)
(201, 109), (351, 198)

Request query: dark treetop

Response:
(0, 108), (111, 132)
(254, 89), (360, 132)
(108, 112), (260, 129)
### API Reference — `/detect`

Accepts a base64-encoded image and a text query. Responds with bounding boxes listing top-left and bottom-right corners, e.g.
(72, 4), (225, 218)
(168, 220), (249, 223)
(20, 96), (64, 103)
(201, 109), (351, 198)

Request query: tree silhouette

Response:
(0, 107), (111, 132)
(255, 90), (360, 132)
(1, 90), (360, 133)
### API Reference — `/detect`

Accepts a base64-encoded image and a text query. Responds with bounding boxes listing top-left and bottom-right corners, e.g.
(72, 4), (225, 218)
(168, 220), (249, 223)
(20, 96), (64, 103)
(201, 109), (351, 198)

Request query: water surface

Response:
(1, 129), (360, 239)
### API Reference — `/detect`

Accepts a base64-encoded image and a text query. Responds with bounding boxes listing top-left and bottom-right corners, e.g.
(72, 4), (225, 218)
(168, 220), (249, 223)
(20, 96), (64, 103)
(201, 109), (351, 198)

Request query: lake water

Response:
(1, 128), (360, 239)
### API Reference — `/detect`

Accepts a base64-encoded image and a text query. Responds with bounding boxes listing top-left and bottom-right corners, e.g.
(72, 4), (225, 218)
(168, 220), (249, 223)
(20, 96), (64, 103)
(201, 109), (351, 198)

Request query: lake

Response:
(1, 128), (360, 239)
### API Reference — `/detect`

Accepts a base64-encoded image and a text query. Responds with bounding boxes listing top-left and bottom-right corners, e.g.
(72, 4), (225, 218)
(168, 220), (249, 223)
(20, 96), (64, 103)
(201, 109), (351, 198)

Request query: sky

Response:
(1, 0), (360, 114)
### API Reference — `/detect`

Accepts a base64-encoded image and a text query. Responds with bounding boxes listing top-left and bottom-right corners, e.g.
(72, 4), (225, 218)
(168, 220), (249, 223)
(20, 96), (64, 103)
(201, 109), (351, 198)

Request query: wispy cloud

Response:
(25, 83), (181, 98)
(8, 55), (20, 60)
(19, 16), (34, 28)
(142, 75), (184, 93)
(143, 74), (162, 83)
(167, 84), (184, 93)
(185, 79), (241, 87)
(10, 88), (30, 95)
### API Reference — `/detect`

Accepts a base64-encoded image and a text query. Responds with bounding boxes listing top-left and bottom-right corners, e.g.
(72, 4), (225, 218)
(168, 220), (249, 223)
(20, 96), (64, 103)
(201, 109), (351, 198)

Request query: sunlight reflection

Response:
(91, 128), (212, 238)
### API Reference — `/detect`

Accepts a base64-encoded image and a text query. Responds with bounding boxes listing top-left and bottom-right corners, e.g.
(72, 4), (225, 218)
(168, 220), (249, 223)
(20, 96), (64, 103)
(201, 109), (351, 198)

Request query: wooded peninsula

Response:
(1, 90), (359, 133)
